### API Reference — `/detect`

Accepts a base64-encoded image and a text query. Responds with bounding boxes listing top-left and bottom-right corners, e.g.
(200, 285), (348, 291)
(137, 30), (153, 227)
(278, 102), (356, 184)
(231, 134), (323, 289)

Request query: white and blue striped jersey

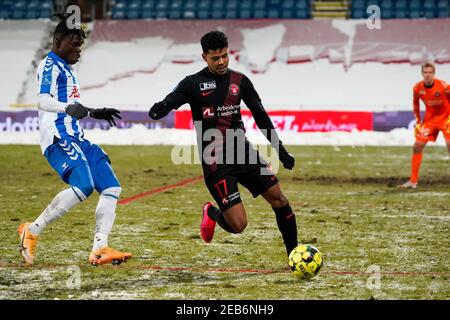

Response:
(36, 51), (84, 154)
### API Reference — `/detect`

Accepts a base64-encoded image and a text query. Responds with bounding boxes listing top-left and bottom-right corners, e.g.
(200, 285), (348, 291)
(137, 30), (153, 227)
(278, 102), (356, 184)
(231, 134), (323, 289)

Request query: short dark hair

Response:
(201, 31), (228, 54)
(53, 13), (86, 43)
(421, 61), (435, 73)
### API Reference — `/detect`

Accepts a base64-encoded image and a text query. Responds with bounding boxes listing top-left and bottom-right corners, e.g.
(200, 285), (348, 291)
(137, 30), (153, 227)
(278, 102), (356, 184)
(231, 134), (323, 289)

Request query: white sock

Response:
(92, 187), (121, 250)
(29, 187), (84, 235)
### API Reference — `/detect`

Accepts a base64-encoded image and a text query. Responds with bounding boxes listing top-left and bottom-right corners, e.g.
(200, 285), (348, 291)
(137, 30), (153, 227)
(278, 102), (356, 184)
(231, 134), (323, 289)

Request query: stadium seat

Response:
(282, 0), (295, 10)
(155, 10), (167, 18)
(40, 9), (52, 19)
(211, 0), (224, 10)
(184, 0), (197, 11)
(224, 10), (237, 19)
(25, 10), (39, 19)
(127, 9), (140, 19)
(142, 0), (156, 9)
(352, 0), (365, 9)
(211, 10), (223, 19)
(197, 10), (209, 19)
(296, 9), (310, 18)
(11, 9), (25, 19)
(240, 0), (253, 10)
(295, 0), (310, 10)
(0, 10), (10, 19)
(198, 0), (211, 11)
(112, 9), (127, 19)
(381, 8), (393, 18)
(423, 1), (436, 17)
(240, 10), (252, 18)
(268, 8), (280, 18)
(254, 0), (267, 10)
(156, 0), (169, 10)
(281, 9), (294, 18)
(253, 9), (266, 18)
(169, 10), (181, 19)
(352, 7), (365, 18)
(436, 0), (449, 17)
(141, 9), (154, 19)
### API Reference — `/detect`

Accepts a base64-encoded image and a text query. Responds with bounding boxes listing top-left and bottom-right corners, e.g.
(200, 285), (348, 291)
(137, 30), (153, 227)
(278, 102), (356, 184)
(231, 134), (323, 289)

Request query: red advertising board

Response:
(174, 110), (373, 132)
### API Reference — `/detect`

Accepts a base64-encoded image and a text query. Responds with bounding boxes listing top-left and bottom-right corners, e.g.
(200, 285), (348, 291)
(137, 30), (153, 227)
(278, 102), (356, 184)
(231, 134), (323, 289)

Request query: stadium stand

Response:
(0, 0), (54, 19)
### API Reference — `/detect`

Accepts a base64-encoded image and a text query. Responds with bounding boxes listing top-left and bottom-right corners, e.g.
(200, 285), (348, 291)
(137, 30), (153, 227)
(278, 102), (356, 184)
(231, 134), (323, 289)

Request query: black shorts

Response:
(204, 163), (279, 212)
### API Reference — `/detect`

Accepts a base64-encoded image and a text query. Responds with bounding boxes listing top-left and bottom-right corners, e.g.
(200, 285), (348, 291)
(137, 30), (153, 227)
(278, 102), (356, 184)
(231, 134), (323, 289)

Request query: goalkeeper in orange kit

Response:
(399, 62), (450, 189)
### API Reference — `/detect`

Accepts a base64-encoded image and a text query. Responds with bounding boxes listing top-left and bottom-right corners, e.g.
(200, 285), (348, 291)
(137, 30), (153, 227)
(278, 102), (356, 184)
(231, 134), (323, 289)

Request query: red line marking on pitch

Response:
(118, 175), (203, 205)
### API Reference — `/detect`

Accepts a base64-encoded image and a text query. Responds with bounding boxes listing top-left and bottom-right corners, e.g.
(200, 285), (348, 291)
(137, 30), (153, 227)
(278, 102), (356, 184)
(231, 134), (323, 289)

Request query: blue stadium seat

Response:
(155, 10), (167, 18)
(254, 0), (267, 10)
(211, 0), (224, 11)
(0, 9), (10, 19)
(211, 10), (223, 19)
(141, 9), (154, 19)
(169, 10), (181, 19)
(352, 0), (365, 9)
(183, 11), (196, 19)
(268, 8), (280, 18)
(296, 9), (310, 18)
(40, 9), (52, 19)
(142, 0), (156, 9)
(409, 0), (422, 18)
(224, 10), (237, 19)
(240, 10), (252, 18)
(198, 0), (211, 11)
(197, 10), (209, 19)
(127, 9), (140, 19)
(281, 9), (294, 18)
(366, 0), (380, 7)
(128, 0), (141, 10)
(11, 9), (25, 19)
(295, 0), (310, 10)
(409, 9), (422, 18)
(184, 0), (197, 11)
(381, 8), (393, 18)
(156, 0), (169, 10)
(436, 0), (449, 17)
(240, 0), (253, 10)
(282, 0), (295, 10)
(253, 9), (266, 18)
(26, 10), (39, 19)
(394, 0), (408, 18)
(352, 7), (365, 18)
(225, 0), (238, 10)
(112, 9), (127, 19)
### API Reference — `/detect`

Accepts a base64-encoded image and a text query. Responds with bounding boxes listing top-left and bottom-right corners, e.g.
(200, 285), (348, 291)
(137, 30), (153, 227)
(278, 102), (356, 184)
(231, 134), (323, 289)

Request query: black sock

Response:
(207, 205), (237, 233)
(274, 204), (298, 256)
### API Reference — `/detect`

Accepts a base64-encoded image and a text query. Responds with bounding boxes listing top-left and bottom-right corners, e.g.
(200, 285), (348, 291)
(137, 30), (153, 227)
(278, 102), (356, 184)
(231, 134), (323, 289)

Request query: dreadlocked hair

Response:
(53, 13), (86, 42)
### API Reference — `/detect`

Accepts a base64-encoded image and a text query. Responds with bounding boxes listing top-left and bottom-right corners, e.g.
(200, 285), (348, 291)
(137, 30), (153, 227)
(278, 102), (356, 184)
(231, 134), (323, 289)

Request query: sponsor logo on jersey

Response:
(201, 90), (214, 97)
(229, 83), (240, 96)
(202, 107), (215, 119)
(217, 105), (240, 117)
(200, 81), (216, 91)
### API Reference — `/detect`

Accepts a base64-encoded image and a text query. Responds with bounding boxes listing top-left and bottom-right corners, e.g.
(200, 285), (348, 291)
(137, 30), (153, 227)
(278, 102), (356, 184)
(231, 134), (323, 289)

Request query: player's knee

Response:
(270, 193), (289, 209)
(101, 186), (122, 199)
(231, 219), (247, 233)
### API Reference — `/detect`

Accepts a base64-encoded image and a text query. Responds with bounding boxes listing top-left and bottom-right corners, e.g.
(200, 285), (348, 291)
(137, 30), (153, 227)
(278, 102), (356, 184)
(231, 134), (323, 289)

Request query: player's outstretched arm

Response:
(89, 108), (122, 127)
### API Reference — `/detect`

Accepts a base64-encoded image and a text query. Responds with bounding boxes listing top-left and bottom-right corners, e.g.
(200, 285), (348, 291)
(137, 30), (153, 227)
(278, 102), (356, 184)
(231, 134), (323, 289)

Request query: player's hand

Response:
(89, 108), (122, 126)
(278, 142), (295, 170)
(445, 116), (450, 135)
(149, 101), (171, 120)
(414, 121), (422, 137)
(65, 103), (89, 119)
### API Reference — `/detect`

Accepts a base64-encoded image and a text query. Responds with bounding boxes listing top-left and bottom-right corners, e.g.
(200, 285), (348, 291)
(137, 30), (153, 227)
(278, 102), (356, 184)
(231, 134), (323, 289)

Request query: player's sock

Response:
(28, 187), (84, 235)
(273, 204), (298, 256)
(93, 187), (121, 250)
(207, 204), (237, 233)
(411, 152), (423, 183)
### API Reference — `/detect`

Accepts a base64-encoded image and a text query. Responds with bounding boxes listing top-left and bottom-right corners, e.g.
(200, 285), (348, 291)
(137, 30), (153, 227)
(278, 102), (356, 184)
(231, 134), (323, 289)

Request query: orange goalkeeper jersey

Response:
(413, 78), (450, 126)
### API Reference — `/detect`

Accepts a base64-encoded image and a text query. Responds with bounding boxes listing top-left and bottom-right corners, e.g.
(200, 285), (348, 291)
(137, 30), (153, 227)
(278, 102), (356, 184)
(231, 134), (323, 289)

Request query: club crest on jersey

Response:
(69, 86), (80, 99)
(435, 92), (441, 97)
(200, 81), (216, 91)
(202, 107), (215, 119)
(229, 83), (240, 96)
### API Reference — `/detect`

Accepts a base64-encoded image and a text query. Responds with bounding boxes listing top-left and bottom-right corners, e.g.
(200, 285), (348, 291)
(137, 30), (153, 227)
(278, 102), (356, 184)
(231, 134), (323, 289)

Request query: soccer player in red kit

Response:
(400, 62), (450, 188)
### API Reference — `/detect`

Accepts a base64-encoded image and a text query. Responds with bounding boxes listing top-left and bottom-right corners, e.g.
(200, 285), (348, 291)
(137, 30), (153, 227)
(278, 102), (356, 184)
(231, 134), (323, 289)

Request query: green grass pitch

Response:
(0, 145), (449, 299)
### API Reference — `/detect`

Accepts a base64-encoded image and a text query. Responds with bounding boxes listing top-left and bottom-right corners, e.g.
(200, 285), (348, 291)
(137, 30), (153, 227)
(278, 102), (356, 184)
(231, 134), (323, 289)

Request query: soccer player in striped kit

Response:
(18, 14), (131, 266)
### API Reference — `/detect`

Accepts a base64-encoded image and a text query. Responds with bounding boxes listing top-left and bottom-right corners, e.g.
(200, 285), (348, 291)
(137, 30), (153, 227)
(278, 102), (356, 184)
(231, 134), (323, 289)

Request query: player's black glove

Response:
(65, 103), (89, 119)
(149, 100), (171, 120)
(89, 108), (122, 127)
(278, 142), (295, 170)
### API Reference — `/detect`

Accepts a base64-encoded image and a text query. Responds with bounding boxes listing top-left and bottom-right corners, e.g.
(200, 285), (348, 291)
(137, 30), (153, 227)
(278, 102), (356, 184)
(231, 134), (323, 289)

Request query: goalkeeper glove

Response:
(149, 101), (171, 120)
(278, 142), (295, 170)
(65, 103), (89, 119)
(89, 108), (122, 127)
